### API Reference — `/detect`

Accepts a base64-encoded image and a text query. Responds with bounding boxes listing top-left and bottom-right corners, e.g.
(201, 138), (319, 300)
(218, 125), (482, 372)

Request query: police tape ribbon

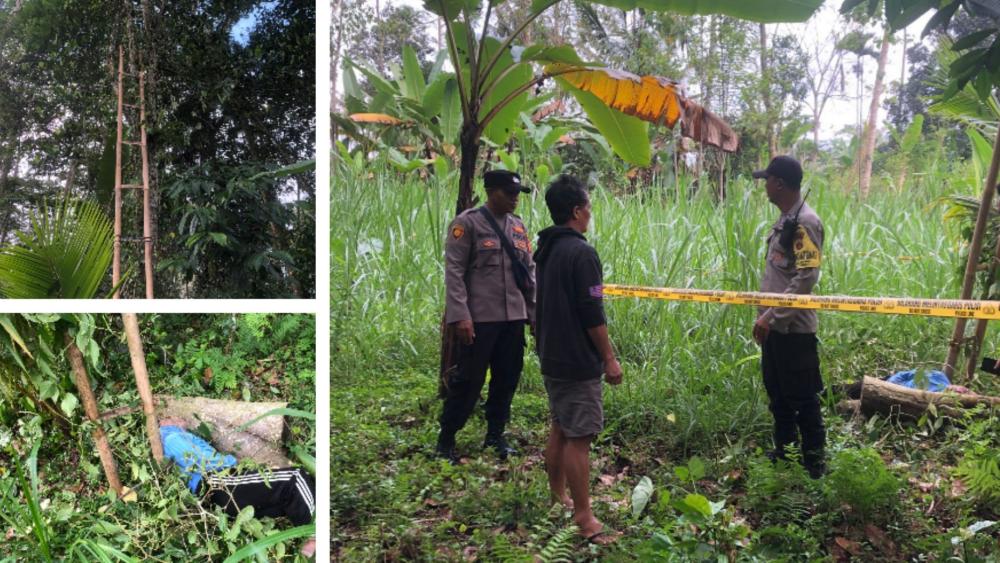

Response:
(603, 284), (1000, 320)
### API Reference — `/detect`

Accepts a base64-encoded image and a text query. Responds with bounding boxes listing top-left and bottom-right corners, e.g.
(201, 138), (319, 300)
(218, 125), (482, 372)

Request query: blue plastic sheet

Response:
(886, 369), (951, 392)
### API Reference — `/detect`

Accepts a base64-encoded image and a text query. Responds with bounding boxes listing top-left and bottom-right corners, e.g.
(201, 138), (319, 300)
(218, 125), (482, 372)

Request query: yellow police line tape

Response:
(603, 284), (1000, 320)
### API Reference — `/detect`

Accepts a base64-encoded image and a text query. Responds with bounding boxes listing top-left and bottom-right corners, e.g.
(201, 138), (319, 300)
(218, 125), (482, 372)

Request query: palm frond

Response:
(0, 199), (114, 299)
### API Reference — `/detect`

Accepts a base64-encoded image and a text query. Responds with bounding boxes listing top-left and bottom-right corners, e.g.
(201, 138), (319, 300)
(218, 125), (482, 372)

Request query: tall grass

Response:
(332, 156), (995, 454)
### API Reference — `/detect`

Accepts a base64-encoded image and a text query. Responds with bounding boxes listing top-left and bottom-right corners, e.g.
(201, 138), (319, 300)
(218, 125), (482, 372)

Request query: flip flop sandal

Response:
(585, 528), (620, 545)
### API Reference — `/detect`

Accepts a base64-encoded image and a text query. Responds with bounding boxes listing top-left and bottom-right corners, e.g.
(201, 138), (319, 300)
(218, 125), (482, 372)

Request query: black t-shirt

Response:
(534, 226), (606, 380)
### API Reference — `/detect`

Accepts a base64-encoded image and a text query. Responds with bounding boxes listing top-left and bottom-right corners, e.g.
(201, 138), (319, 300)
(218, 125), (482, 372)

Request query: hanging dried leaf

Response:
(349, 113), (405, 125)
(546, 64), (740, 153)
(679, 99), (740, 152)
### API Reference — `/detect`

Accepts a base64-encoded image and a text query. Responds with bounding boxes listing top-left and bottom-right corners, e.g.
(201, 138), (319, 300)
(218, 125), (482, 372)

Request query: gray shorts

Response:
(543, 376), (603, 438)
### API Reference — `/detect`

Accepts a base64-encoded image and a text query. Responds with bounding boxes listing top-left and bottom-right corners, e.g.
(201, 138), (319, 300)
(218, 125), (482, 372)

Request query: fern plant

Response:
(955, 453), (1000, 505)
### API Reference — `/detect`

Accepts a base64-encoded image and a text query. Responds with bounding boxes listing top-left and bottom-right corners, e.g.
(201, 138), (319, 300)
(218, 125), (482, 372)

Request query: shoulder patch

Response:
(513, 224), (525, 234)
(793, 225), (821, 269)
(451, 224), (465, 239)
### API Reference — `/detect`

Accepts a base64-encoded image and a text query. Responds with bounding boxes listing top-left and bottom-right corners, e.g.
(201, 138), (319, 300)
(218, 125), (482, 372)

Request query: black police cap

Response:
(483, 170), (531, 193)
(752, 155), (803, 189)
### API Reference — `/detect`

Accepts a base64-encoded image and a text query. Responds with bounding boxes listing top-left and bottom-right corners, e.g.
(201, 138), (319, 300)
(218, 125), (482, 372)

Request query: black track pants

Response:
(202, 467), (315, 526)
(440, 320), (525, 435)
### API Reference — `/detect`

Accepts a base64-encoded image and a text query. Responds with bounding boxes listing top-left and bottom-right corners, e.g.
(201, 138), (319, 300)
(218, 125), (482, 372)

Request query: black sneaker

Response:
(483, 433), (518, 460)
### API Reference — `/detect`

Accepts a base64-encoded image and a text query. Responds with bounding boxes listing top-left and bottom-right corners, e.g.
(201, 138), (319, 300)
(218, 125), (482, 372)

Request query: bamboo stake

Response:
(64, 332), (123, 494)
(139, 71), (154, 299)
(944, 126), (1000, 378)
(112, 45), (124, 299)
(122, 314), (162, 462)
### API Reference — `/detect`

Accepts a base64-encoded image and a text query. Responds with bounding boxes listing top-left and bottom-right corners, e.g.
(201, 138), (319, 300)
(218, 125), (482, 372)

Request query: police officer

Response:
(752, 156), (827, 478)
(437, 170), (536, 462)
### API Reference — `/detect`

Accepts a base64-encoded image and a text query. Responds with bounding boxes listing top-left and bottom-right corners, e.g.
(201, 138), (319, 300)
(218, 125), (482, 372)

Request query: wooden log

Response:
(155, 395), (291, 468)
(122, 314), (163, 462)
(859, 376), (1000, 419)
(65, 333), (123, 494)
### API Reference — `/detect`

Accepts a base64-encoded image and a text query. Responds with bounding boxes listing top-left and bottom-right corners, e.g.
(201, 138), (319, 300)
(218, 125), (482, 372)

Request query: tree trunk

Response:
(122, 314), (163, 462)
(759, 23), (776, 160)
(944, 126), (1000, 377)
(456, 122), (482, 214)
(65, 333), (123, 495)
(156, 395), (291, 467)
(858, 28), (891, 198)
(859, 376), (1000, 420)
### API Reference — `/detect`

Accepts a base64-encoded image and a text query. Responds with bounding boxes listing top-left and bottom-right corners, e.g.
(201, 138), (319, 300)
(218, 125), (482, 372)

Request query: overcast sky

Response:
(344, 0), (935, 141)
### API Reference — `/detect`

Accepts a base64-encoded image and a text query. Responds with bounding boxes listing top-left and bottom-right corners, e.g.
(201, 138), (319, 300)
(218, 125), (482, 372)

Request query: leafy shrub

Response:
(825, 447), (902, 523)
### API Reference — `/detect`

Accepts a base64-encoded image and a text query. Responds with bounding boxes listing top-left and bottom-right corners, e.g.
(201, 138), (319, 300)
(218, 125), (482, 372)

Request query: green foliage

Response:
(490, 524), (578, 563)
(1, 313), (315, 561)
(825, 447), (902, 523)
(159, 164), (314, 298)
(955, 455), (1000, 505)
(745, 454), (824, 526)
(0, 199), (113, 299)
(0, 0), (316, 299)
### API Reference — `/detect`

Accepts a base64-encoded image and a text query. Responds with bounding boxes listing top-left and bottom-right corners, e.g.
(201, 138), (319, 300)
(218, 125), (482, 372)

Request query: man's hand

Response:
(604, 357), (623, 385)
(752, 317), (770, 345)
(455, 320), (475, 345)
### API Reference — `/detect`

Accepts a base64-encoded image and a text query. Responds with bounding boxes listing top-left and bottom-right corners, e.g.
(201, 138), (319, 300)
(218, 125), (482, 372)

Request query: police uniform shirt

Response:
(758, 201), (823, 334)
(444, 207), (536, 324)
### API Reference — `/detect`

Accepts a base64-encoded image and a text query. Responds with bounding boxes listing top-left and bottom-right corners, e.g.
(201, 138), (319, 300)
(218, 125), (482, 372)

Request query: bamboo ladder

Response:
(112, 43), (154, 299)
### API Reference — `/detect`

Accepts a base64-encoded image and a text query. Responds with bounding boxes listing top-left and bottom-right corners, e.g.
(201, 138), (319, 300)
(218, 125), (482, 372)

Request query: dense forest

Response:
(0, 0), (316, 298)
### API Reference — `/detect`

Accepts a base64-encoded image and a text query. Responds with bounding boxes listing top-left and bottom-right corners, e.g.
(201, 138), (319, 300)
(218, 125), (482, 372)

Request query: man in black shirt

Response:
(534, 175), (623, 544)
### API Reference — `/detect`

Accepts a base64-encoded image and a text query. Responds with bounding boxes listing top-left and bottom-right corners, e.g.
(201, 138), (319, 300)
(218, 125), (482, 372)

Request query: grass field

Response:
(332, 158), (1000, 560)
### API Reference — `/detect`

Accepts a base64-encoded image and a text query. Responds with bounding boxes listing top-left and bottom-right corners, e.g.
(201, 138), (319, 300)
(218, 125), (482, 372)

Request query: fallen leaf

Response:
(835, 536), (863, 556)
(202, 367), (213, 385)
(829, 542), (849, 562)
(599, 474), (616, 487)
(864, 524), (897, 556)
(951, 479), (968, 498)
(5, 528), (14, 540)
(462, 546), (477, 562)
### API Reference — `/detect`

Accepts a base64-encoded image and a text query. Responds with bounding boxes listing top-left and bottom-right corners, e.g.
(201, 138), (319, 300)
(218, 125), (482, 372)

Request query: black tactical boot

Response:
(484, 425), (518, 460)
(803, 449), (826, 479)
(435, 431), (459, 464)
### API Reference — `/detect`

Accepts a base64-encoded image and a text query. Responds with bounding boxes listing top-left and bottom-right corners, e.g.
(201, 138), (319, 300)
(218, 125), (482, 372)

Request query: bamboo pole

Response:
(139, 71), (154, 299)
(122, 314), (162, 462)
(64, 332), (123, 494)
(944, 126), (1000, 378)
(112, 45), (124, 299)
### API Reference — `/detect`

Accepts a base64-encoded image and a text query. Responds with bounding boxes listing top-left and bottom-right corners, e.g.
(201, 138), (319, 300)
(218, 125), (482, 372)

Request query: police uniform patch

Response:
(452, 225), (465, 239)
(793, 225), (821, 269)
(482, 239), (496, 248)
(513, 225), (525, 234)
(514, 240), (527, 251)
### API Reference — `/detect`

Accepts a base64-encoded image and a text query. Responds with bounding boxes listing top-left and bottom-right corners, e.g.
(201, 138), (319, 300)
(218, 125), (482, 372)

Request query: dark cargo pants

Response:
(761, 331), (825, 457)
(440, 321), (525, 435)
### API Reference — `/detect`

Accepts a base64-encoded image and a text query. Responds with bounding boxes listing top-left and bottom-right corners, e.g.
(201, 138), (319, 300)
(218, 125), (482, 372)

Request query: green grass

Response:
(333, 156), (1000, 560)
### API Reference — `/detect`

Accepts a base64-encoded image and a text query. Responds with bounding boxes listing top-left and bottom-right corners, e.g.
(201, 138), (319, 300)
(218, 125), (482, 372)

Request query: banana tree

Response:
(339, 47), (464, 173)
(424, 0), (823, 213)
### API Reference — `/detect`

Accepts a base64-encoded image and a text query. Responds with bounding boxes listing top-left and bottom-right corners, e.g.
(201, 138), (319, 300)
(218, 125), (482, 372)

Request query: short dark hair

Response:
(545, 174), (589, 225)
